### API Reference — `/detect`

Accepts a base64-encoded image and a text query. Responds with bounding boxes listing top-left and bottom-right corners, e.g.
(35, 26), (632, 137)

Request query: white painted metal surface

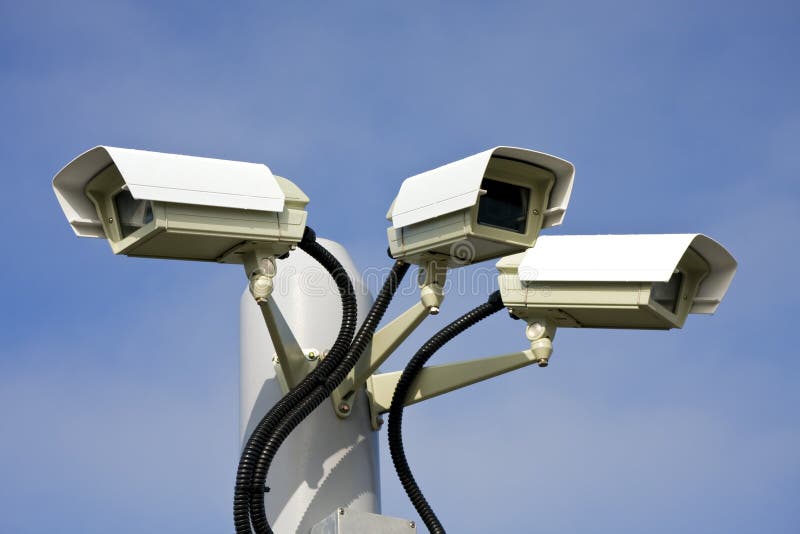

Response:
(388, 146), (575, 229)
(514, 234), (737, 313)
(53, 146), (284, 238)
(240, 239), (379, 533)
(310, 508), (416, 534)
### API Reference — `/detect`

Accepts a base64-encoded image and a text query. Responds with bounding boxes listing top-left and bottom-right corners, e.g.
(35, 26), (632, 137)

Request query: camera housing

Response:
(497, 234), (737, 329)
(52, 146), (308, 263)
(386, 146), (575, 266)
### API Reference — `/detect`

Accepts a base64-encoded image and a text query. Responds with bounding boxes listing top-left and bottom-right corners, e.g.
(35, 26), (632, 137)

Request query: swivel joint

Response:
(525, 320), (556, 367)
(245, 252), (278, 304)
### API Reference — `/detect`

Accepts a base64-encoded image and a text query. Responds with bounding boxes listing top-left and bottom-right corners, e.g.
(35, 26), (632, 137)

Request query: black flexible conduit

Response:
(233, 227), (358, 534)
(247, 260), (411, 533)
(388, 290), (505, 534)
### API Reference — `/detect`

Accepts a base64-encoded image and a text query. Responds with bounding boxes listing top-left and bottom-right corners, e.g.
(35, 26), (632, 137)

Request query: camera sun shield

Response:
(497, 234), (737, 329)
(387, 146), (575, 266)
(52, 146), (308, 263)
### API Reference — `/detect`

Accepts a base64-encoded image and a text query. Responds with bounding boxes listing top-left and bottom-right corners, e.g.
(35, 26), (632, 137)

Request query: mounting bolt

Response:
(338, 507), (345, 515)
(429, 305), (440, 315)
(531, 337), (553, 367)
(409, 521), (416, 528)
(338, 402), (350, 414)
(305, 349), (319, 361)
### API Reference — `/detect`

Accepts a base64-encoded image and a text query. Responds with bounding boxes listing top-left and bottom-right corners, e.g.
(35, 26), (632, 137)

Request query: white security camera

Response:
(497, 234), (737, 329)
(52, 146), (309, 263)
(386, 146), (575, 266)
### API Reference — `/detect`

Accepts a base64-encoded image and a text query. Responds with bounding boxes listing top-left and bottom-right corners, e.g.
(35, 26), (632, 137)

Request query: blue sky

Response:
(1, 1), (798, 532)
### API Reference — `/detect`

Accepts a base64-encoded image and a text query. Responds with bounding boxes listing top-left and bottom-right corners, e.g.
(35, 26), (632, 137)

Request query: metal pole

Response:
(239, 239), (379, 533)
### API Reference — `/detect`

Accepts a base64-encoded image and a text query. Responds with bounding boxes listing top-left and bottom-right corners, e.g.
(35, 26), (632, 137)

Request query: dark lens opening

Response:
(114, 190), (154, 238)
(477, 178), (530, 234)
(652, 270), (683, 313)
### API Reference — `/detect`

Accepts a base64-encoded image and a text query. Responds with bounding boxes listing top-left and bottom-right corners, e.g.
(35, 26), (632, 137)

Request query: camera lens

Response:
(477, 178), (529, 234)
(114, 190), (154, 238)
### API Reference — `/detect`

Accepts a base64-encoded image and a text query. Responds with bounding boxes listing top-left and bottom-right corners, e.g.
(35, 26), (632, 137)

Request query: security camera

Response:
(497, 234), (737, 329)
(52, 146), (309, 263)
(386, 146), (575, 266)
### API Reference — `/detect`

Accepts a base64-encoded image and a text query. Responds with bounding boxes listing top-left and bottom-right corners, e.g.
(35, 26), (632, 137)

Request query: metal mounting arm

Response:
(244, 249), (315, 393)
(258, 298), (315, 393)
(330, 260), (447, 418)
(366, 343), (551, 430)
(330, 301), (435, 417)
(356, 302), (432, 391)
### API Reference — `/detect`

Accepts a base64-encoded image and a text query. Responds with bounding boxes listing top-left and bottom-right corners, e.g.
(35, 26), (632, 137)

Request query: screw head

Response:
(338, 402), (351, 414)
(338, 507), (345, 515)
(409, 521), (416, 528)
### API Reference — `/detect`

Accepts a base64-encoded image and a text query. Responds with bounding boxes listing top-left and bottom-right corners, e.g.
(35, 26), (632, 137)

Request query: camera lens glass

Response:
(651, 270), (683, 313)
(114, 190), (154, 238)
(477, 178), (530, 234)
